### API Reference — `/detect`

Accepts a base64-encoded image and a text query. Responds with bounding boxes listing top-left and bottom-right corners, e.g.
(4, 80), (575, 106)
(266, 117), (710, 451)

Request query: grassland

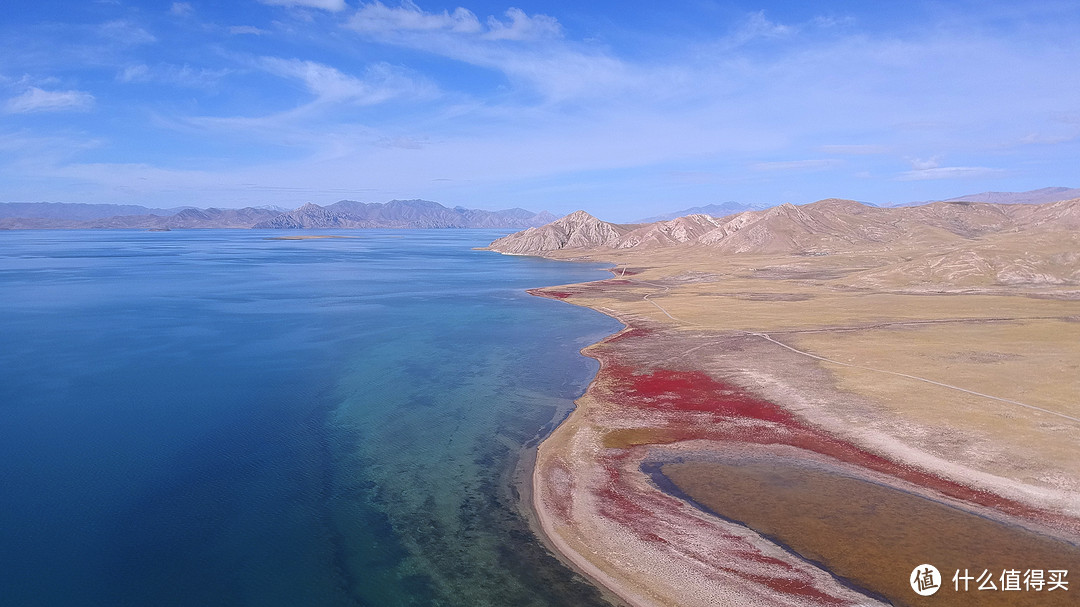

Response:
(526, 235), (1080, 606)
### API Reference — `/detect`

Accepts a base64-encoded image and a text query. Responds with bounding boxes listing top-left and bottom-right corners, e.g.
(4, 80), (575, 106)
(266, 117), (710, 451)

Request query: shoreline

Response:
(517, 254), (1080, 606)
(507, 275), (636, 607)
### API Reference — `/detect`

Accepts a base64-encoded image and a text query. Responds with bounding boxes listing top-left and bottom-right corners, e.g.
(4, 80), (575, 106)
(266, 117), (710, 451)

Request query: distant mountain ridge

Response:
(0, 202), (190, 221)
(252, 199), (555, 229)
(941, 187), (1080, 205)
(887, 186), (1080, 208)
(633, 201), (764, 223)
(0, 199), (554, 230)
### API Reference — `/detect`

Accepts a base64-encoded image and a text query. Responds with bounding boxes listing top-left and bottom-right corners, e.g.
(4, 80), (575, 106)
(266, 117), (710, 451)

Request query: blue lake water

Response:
(0, 230), (622, 606)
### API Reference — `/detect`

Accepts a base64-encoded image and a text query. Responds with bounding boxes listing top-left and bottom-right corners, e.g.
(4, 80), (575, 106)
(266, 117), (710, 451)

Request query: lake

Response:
(0, 229), (622, 606)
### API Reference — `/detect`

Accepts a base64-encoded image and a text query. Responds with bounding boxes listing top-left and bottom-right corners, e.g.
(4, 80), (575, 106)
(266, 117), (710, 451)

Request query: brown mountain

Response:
(484, 210), (637, 254)
(488, 198), (1080, 257)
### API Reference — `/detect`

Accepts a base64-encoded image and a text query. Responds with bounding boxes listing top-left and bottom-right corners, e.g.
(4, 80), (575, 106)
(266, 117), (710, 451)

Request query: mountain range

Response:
(889, 186), (1080, 208)
(488, 198), (1080, 256)
(252, 200), (555, 229)
(487, 198), (1080, 288)
(0, 199), (554, 230)
(4, 187), (1078, 231)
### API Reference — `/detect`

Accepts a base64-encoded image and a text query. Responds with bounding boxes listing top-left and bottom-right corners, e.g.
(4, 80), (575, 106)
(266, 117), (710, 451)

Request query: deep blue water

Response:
(0, 230), (622, 606)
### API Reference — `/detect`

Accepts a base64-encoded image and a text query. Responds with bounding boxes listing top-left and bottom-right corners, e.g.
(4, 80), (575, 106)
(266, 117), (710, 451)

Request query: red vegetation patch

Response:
(527, 287), (574, 299)
(594, 364), (1076, 540)
(602, 327), (653, 343)
(604, 365), (793, 424)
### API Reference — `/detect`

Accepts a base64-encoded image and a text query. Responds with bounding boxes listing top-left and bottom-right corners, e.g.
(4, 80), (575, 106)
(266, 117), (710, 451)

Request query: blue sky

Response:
(2, 1), (1079, 220)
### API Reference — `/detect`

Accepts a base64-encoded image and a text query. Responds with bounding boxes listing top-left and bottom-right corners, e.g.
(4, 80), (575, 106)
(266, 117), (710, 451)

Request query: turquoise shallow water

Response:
(0, 229), (622, 606)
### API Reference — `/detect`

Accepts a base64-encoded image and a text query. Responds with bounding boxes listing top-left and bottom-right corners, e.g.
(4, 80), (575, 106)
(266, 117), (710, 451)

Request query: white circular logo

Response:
(910, 564), (941, 596)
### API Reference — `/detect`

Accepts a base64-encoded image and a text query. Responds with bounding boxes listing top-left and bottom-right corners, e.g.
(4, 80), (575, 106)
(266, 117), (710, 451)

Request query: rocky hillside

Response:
(488, 198), (1080, 257)
(483, 210), (637, 254)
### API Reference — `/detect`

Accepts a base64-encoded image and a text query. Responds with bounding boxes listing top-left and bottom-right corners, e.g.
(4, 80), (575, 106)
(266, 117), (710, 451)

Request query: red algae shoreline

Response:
(522, 276), (1080, 607)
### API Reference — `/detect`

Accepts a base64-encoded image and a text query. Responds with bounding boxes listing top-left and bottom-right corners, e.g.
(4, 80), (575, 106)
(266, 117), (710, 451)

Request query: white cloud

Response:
(5, 87), (95, 114)
(897, 166), (1005, 181)
(907, 156), (942, 170)
(229, 25), (268, 35)
(483, 8), (561, 41)
(170, 2), (194, 17)
(348, 2), (560, 41)
(0, 131), (103, 158)
(259, 57), (436, 105)
(728, 11), (796, 46)
(259, 0), (348, 12)
(117, 64), (150, 82)
(116, 63), (231, 88)
(345, 3), (633, 103)
(350, 1), (482, 34)
(810, 15), (855, 29)
(98, 20), (157, 46)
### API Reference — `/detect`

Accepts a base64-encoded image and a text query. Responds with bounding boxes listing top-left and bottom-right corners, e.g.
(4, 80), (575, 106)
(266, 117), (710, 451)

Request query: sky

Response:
(1, 1), (1079, 221)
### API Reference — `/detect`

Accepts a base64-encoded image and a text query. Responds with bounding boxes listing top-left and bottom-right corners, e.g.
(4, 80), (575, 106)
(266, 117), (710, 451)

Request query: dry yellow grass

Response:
(543, 242), (1080, 496)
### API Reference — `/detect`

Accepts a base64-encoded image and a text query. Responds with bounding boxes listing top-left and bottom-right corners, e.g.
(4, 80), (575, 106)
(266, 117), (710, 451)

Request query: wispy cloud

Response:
(348, 2), (560, 40)
(730, 10), (796, 45)
(169, 3), (194, 18)
(98, 20), (156, 46)
(483, 8), (561, 41)
(259, 0), (348, 12)
(117, 63), (232, 88)
(349, 1), (483, 34)
(229, 25), (268, 36)
(5, 87), (95, 114)
(258, 57), (436, 105)
(345, 3), (642, 103)
(897, 166), (1006, 181)
(906, 156), (943, 171)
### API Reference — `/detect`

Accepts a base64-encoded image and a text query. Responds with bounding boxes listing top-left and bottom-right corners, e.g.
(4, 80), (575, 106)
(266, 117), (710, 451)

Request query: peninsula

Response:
(489, 198), (1080, 606)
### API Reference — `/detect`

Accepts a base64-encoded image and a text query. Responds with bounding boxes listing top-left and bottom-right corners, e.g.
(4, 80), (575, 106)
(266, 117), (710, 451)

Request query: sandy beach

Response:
(522, 248), (1080, 606)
